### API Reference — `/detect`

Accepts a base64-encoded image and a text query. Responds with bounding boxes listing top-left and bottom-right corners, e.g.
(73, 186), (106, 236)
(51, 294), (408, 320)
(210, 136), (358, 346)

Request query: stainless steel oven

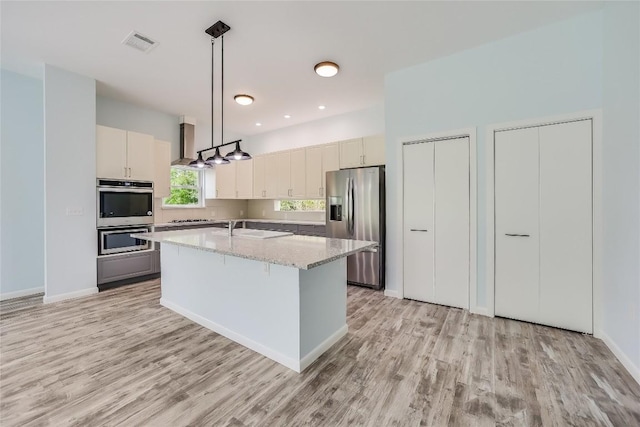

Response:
(98, 226), (152, 256)
(97, 179), (153, 227)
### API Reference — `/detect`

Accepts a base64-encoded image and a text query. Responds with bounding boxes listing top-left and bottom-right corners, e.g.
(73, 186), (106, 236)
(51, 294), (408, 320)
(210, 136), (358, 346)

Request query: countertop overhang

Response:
(132, 229), (377, 270)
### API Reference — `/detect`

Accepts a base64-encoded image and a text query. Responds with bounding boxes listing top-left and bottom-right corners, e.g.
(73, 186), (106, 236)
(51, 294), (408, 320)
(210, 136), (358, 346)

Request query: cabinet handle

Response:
(216, 189), (218, 197)
(319, 187), (322, 197)
(124, 166), (127, 177)
(128, 167), (132, 177)
(236, 190), (238, 198)
(505, 233), (530, 237)
(362, 155), (366, 165)
(410, 228), (428, 232)
(262, 190), (266, 197)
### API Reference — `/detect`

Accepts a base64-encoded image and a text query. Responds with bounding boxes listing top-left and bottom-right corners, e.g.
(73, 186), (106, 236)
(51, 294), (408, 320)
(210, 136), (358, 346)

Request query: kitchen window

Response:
(275, 200), (326, 212)
(163, 167), (204, 207)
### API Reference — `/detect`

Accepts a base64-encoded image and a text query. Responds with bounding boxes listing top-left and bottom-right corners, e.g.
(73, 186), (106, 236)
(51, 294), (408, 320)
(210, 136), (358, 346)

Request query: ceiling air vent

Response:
(122, 31), (158, 53)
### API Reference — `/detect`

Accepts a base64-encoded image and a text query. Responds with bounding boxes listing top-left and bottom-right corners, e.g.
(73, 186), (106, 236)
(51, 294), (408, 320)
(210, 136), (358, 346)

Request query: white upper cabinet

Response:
(215, 162), (237, 199)
(276, 151), (292, 198)
(339, 135), (384, 168)
(235, 159), (253, 199)
(290, 149), (306, 198)
(362, 134), (385, 166)
(153, 139), (172, 198)
(339, 138), (363, 169)
(253, 155), (267, 198)
(96, 125), (154, 181)
(264, 153), (279, 198)
(306, 143), (339, 198)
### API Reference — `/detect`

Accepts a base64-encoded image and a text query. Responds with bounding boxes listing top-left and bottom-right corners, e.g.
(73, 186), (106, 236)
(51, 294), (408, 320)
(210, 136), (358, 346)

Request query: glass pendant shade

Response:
(224, 142), (252, 161)
(206, 147), (230, 165)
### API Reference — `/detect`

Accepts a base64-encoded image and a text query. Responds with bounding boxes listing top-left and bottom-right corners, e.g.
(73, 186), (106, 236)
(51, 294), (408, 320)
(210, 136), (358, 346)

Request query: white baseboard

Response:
(43, 287), (99, 304)
(470, 306), (493, 317)
(384, 289), (402, 299)
(598, 329), (640, 386)
(299, 325), (348, 372)
(0, 287), (44, 301)
(161, 298), (302, 372)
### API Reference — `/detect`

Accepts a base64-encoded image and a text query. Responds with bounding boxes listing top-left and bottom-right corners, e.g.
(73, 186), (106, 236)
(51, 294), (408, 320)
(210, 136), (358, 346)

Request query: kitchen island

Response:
(132, 228), (377, 372)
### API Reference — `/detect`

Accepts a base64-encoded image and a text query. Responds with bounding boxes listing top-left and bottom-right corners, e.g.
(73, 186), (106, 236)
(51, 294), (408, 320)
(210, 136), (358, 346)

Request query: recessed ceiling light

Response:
(256, 122), (262, 126)
(314, 61), (339, 77)
(318, 105), (326, 110)
(234, 94), (254, 105)
(284, 115), (291, 119)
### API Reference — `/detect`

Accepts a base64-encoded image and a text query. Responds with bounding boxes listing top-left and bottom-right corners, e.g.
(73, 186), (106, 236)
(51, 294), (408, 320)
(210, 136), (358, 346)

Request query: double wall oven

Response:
(97, 179), (154, 256)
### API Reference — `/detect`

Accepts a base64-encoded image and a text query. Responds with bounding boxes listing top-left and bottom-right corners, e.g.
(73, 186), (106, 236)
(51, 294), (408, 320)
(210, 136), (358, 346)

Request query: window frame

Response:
(162, 167), (205, 209)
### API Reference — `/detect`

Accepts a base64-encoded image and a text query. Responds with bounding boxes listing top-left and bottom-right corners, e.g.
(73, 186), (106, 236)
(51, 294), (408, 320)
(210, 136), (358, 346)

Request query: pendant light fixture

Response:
(190, 20), (251, 168)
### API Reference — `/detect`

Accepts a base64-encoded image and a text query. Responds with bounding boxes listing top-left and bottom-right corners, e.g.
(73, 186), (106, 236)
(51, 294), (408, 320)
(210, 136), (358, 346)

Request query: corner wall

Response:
(384, 10), (603, 307)
(601, 1), (640, 382)
(44, 65), (97, 302)
(0, 69), (45, 299)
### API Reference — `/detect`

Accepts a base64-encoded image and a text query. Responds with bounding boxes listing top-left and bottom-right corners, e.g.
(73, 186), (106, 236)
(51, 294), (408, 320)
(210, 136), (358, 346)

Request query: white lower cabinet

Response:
(403, 137), (470, 309)
(494, 120), (592, 333)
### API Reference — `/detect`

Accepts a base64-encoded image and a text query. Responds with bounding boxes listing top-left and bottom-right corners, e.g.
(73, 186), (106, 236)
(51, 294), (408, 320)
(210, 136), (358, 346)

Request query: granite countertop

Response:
(131, 228), (376, 270)
(153, 218), (326, 228)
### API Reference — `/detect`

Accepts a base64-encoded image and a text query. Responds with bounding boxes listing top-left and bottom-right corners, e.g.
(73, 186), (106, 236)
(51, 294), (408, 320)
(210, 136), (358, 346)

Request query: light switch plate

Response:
(66, 207), (84, 216)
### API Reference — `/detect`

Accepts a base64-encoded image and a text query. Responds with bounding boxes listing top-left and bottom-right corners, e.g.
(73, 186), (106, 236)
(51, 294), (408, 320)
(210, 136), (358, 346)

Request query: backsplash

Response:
(247, 199), (325, 222)
(154, 199), (248, 224)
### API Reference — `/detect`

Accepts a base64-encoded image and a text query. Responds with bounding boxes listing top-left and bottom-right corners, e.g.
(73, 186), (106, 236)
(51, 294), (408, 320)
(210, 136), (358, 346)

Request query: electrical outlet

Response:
(262, 209), (265, 217)
(66, 207), (84, 216)
(240, 210), (244, 216)
(211, 209), (217, 218)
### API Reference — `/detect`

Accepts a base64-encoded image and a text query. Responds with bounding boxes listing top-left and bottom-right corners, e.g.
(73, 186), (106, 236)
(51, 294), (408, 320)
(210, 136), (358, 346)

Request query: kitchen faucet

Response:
(228, 220), (237, 237)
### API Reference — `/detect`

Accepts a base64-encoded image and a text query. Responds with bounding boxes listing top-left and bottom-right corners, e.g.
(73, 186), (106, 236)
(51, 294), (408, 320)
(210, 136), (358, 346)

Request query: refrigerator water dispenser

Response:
(329, 197), (343, 221)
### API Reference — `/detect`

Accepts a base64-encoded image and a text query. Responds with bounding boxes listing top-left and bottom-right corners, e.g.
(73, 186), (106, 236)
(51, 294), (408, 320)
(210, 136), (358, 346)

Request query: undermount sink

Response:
(208, 228), (293, 239)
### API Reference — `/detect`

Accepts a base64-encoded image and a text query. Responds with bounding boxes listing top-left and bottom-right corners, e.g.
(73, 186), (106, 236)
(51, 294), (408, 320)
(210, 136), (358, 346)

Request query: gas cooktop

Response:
(170, 219), (212, 223)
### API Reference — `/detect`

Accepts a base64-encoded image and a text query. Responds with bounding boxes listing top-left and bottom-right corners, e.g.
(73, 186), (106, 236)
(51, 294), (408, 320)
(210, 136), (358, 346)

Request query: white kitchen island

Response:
(132, 228), (377, 373)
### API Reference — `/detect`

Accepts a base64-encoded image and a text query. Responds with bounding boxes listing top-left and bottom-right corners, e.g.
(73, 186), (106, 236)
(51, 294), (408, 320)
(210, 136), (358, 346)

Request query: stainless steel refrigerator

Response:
(326, 166), (385, 290)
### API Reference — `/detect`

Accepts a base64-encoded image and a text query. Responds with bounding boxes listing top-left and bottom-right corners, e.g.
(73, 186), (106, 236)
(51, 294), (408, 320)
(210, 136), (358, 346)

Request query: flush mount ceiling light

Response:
(234, 94), (254, 106)
(189, 20), (251, 169)
(284, 115), (291, 119)
(314, 61), (339, 77)
(318, 105), (326, 110)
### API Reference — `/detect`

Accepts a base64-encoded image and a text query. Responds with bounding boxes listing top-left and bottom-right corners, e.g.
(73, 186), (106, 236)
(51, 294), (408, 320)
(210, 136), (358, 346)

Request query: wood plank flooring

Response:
(1, 279), (639, 426)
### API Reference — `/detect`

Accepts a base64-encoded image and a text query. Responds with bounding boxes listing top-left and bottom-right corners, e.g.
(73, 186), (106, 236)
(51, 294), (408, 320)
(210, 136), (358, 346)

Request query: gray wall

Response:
(602, 1), (640, 378)
(96, 95), (180, 160)
(0, 69), (45, 297)
(44, 65), (97, 301)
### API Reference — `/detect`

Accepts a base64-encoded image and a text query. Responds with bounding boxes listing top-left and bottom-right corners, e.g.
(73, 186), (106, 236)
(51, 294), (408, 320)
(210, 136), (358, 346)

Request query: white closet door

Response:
(403, 142), (435, 302)
(495, 127), (540, 324)
(539, 120), (592, 333)
(434, 138), (469, 309)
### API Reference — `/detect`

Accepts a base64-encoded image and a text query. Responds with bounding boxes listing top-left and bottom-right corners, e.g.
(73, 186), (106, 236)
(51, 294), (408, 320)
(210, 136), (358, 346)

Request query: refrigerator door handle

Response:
(349, 177), (355, 236)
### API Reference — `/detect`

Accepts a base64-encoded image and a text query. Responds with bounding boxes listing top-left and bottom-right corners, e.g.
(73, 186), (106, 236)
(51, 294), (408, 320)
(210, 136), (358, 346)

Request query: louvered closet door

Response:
(495, 127), (540, 324)
(539, 120), (592, 333)
(434, 138), (470, 309)
(403, 142), (435, 302)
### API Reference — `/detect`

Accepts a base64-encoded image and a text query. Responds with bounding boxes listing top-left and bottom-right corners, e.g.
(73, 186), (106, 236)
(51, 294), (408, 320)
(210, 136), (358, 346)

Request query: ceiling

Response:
(1, 1), (602, 137)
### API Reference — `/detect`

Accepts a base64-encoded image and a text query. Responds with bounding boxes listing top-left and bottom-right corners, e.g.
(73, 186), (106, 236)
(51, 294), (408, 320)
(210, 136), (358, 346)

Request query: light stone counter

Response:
(132, 228), (376, 270)
(153, 218), (325, 228)
(132, 227), (376, 373)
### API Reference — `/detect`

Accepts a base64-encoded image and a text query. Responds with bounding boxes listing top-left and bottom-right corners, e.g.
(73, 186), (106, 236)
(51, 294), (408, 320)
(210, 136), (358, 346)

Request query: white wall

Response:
(385, 11), (603, 307)
(0, 69), (45, 299)
(96, 95), (180, 159)
(244, 105), (384, 155)
(43, 65), (97, 302)
(601, 1), (640, 380)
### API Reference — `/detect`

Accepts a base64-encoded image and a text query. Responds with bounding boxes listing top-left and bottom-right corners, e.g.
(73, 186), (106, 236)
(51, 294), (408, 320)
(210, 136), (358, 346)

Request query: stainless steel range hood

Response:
(171, 116), (197, 167)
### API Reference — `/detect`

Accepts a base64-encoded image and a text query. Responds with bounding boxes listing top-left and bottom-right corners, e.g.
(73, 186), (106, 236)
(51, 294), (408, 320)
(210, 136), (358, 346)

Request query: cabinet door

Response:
(275, 151), (291, 198)
(362, 134), (385, 166)
(306, 146), (323, 198)
(403, 142), (435, 302)
(321, 143), (340, 197)
(215, 162), (237, 199)
(236, 159), (253, 199)
(290, 148), (306, 198)
(494, 127), (540, 324)
(339, 138), (363, 169)
(126, 131), (155, 181)
(96, 125), (127, 179)
(253, 155), (266, 198)
(264, 153), (279, 198)
(538, 120), (592, 333)
(153, 140), (172, 198)
(434, 138), (469, 309)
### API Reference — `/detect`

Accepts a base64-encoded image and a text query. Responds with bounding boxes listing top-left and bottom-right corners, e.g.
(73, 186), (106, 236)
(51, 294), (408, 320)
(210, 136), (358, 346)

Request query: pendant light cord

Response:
(211, 37), (216, 150)
(221, 34), (224, 148)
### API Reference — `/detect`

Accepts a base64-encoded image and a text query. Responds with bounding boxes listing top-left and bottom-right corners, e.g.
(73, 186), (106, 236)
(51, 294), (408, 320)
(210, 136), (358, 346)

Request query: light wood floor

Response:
(1, 280), (639, 426)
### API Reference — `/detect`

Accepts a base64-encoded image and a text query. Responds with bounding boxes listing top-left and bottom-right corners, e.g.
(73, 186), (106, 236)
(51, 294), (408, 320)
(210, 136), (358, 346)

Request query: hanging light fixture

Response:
(193, 20), (251, 168)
